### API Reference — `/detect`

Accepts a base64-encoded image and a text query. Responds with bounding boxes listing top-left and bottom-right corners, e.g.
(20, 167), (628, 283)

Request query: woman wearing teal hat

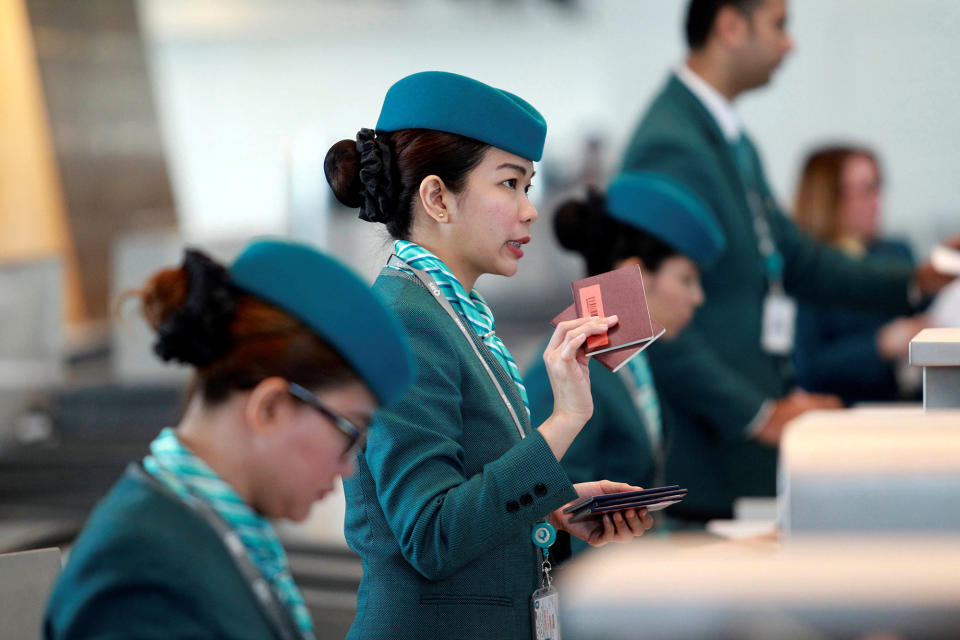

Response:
(325, 71), (654, 639)
(525, 172), (726, 551)
(45, 239), (413, 640)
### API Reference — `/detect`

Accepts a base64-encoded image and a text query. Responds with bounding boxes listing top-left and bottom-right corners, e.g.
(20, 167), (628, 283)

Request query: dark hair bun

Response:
(143, 249), (236, 368)
(553, 188), (608, 253)
(324, 138), (364, 209)
(324, 129), (397, 225)
(354, 128), (395, 223)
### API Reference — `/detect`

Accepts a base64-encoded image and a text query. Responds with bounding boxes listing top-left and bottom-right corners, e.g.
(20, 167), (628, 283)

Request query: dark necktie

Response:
(729, 134), (759, 192)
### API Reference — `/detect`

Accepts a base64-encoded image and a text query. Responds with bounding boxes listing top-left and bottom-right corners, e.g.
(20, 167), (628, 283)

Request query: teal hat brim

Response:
(606, 172), (727, 268)
(229, 239), (414, 406)
(376, 71), (547, 161)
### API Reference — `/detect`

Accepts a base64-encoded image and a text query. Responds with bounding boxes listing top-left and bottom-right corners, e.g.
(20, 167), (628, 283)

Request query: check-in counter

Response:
(778, 408), (960, 537)
(559, 332), (960, 638)
(557, 535), (960, 639)
(910, 328), (960, 409)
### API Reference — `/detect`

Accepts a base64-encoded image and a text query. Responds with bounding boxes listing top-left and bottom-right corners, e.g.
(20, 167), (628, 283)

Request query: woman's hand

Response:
(550, 480), (654, 547)
(877, 314), (930, 361)
(755, 389), (843, 447)
(537, 315), (617, 459)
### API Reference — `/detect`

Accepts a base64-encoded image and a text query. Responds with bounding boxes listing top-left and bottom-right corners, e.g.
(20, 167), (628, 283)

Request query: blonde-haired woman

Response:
(793, 145), (927, 403)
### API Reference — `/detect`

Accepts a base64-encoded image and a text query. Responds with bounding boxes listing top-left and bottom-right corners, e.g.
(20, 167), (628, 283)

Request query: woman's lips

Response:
(506, 236), (530, 259)
(506, 241), (524, 258)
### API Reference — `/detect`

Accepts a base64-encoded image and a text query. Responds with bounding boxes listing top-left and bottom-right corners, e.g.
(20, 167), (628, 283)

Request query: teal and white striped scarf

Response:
(392, 240), (530, 416)
(144, 428), (314, 639)
(625, 352), (662, 451)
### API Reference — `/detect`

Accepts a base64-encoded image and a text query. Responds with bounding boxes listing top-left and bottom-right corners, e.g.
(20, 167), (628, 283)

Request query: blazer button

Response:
(506, 500), (520, 513)
(519, 493), (533, 507)
(534, 483), (548, 497)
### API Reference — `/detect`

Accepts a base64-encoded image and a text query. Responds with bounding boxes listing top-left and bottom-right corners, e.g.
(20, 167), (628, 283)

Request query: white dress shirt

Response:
(676, 64), (743, 143)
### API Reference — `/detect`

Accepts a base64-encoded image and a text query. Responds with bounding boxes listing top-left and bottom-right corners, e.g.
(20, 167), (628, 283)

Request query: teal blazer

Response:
(621, 75), (914, 518)
(344, 267), (578, 640)
(526, 354), (658, 494)
(526, 355), (659, 556)
(45, 464), (291, 639)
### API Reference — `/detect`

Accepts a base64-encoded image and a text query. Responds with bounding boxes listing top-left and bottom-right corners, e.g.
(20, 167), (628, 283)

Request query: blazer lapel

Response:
(664, 75), (744, 197)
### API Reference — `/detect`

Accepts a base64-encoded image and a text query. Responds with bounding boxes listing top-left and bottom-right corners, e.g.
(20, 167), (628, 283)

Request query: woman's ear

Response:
(418, 175), (453, 224)
(244, 377), (292, 436)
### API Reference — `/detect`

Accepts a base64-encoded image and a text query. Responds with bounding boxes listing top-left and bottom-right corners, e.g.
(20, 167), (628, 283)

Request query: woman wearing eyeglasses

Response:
(44, 239), (414, 640)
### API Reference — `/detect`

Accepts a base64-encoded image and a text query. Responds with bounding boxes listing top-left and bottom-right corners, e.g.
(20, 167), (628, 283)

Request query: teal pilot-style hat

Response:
(230, 239), (414, 405)
(375, 71), (548, 161)
(606, 172), (727, 268)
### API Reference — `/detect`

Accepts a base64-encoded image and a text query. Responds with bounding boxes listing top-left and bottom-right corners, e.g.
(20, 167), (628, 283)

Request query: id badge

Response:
(761, 291), (796, 355)
(531, 586), (561, 640)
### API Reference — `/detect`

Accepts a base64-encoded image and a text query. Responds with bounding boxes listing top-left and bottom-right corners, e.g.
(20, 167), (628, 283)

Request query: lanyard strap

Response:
(130, 463), (306, 640)
(392, 240), (531, 417)
(731, 137), (785, 291)
(385, 255), (526, 440)
(748, 191), (785, 292)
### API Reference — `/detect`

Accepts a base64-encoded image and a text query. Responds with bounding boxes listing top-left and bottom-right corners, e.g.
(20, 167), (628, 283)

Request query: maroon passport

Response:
(551, 264), (665, 372)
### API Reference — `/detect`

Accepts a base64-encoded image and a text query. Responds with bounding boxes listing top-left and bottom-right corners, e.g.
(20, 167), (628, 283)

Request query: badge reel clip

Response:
(531, 521), (561, 640)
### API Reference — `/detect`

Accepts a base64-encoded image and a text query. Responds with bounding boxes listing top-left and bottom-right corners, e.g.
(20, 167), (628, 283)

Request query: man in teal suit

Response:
(622, 0), (952, 521)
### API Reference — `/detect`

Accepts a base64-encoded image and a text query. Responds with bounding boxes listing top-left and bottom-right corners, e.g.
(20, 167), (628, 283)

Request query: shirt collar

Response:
(675, 64), (743, 142)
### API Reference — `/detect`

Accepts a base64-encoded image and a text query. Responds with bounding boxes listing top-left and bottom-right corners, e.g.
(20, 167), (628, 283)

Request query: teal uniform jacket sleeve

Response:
(562, 362), (659, 487)
(526, 352), (657, 487)
(646, 326), (767, 440)
(524, 351), (597, 486)
(560, 376), (608, 485)
(523, 350), (603, 483)
(364, 291), (578, 582)
(774, 210), (913, 312)
(794, 304), (890, 391)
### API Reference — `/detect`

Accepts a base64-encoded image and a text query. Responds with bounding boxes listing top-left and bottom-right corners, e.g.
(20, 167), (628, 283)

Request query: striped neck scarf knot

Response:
(143, 428), (315, 639)
(392, 240), (530, 417)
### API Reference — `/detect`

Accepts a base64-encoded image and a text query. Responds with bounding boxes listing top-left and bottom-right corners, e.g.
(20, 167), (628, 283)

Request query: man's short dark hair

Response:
(685, 0), (764, 50)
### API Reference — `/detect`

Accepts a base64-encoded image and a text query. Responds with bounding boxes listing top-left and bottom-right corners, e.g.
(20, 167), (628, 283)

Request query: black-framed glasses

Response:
(287, 382), (367, 457)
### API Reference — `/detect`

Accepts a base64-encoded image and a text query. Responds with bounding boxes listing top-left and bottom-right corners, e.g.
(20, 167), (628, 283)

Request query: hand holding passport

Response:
(549, 266), (686, 524)
(552, 265), (666, 372)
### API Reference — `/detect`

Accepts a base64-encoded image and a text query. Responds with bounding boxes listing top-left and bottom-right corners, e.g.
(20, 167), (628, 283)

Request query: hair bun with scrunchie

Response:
(355, 128), (396, 223)
(154, 249), (236, 367)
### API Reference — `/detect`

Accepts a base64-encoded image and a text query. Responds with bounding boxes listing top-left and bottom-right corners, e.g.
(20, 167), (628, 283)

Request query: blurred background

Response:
(2, 0), (959, 635)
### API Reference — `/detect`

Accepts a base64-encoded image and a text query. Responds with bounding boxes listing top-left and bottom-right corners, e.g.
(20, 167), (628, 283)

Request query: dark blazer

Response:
(45, 464), (290, 639)
(794, 239), (916, 404)
(343, 267), (578, 640)
(621, 74), (914, 519)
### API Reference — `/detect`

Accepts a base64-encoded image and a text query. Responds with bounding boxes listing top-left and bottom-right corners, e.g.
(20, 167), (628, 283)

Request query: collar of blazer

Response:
(384, 255), (528, 440)
(665, 73), (754, 201)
